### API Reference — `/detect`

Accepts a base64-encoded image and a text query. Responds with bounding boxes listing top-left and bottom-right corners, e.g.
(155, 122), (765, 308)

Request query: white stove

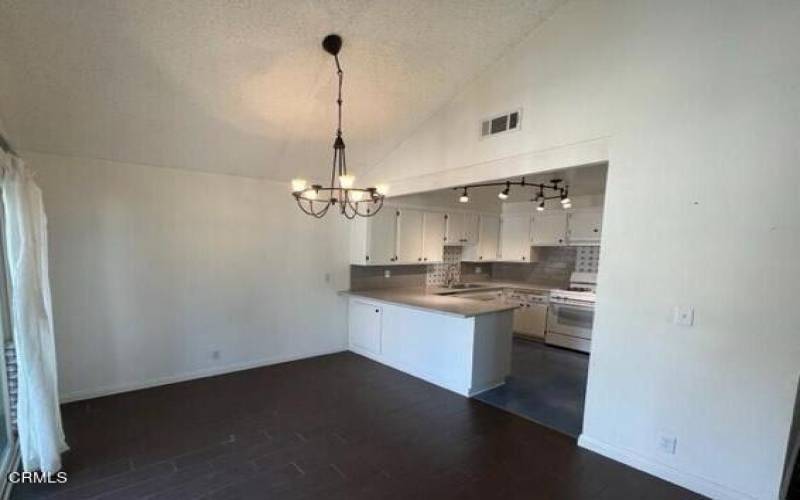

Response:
(546, 273), (597, 353)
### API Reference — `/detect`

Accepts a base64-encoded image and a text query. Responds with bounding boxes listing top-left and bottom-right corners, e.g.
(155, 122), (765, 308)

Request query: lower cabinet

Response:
(513, 303), (548, 340)
(348, 300), (382, 355)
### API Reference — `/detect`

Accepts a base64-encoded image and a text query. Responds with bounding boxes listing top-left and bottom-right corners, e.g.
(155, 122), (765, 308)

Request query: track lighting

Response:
(498, 182), (510, 200)
(459, 188), (469, 203)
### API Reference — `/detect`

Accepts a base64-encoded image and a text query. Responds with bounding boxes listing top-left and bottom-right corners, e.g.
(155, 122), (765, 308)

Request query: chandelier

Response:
(455, 178), (571, 211)
(291, 34), (387, 219)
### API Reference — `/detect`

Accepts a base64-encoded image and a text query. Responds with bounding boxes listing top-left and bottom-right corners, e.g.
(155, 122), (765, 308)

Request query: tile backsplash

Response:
(426, 246), (462, 286)
(351, 245), (600, 290)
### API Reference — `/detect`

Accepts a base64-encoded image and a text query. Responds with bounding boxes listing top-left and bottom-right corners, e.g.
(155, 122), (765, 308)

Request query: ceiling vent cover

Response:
(480, 109), (521, 138)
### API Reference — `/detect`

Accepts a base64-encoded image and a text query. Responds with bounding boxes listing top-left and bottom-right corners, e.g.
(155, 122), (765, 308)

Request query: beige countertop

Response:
(340, 287), (518, 318)
(341, 281), (560, 318)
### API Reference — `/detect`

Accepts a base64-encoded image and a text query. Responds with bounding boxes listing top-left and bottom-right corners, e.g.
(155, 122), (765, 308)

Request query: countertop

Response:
(341, 281), (560, 318)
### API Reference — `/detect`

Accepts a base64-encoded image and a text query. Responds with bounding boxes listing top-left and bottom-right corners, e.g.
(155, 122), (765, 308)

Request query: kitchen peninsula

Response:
(342, 287), (516, 397)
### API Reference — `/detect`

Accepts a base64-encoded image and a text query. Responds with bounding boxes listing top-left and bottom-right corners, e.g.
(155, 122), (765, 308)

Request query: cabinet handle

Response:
(558, 239), (563, 243)
(423, 257), (428, 261)
(375, 309), (379, 313)
(479, 256), (483, 260)
(418, 257), (422, 261)
(593, 228), (599, 233)
(522, 256), (526, 260)
(366, 255), (370, 261)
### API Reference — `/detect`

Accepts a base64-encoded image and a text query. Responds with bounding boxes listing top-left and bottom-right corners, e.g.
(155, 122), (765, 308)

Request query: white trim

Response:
(578, 434), (756, 500)
(59, 346), (347, 403)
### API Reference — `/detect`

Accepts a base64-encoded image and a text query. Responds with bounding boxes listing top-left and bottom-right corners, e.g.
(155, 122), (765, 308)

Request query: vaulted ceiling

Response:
(0, 0), (565, 180)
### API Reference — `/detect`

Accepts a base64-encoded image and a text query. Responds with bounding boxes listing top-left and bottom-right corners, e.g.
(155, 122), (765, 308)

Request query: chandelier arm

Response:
(296, 197), (331, 218)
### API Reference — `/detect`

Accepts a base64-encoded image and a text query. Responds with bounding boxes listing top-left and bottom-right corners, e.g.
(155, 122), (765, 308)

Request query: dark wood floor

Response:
(13, 352), (702, 499)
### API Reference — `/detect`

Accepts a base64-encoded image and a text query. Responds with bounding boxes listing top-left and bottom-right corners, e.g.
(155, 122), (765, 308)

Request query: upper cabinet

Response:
(531, 213), (568, 246)
(352, 207), (397, 265)
(498, 214), (533, 262)
(396, 208), (425, 264)
(463, 215), (500, 262)
(444, 212), (479, 246)
(422, 212), (446, 263)
(350, 207), (446, 265)
(567, 210), (603, 244)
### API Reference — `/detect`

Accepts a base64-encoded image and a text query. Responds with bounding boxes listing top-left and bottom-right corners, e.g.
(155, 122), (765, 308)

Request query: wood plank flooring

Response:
(12, 352), (703, 499)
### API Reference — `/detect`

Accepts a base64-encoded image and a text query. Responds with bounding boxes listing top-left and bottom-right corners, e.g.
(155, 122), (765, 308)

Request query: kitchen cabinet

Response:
(463, 214), (500, 261)
(349, 300), (382, 355)
(513, 303), (548, 340)
(444, 212), (479, 246)
(567, 210), (603, 244)
(422, 212), (446, 263)
(396, 208), (424, 263)
(498, 214), (532, 262)
(357, 207), (397, 265)
(530, 212), (568, 246)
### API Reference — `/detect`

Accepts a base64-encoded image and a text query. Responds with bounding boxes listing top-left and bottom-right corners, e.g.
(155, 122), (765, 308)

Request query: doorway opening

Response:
(388, 162), (607, 436)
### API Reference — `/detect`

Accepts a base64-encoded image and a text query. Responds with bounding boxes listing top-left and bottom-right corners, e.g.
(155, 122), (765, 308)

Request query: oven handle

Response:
(550, 300), (595, 309)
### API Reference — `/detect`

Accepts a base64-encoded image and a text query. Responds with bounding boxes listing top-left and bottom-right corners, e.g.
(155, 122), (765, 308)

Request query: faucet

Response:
(445, 264), (459, 287)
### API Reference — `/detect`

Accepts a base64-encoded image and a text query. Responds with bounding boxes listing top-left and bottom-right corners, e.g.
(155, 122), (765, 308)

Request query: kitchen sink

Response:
(445, 283), (485, 289)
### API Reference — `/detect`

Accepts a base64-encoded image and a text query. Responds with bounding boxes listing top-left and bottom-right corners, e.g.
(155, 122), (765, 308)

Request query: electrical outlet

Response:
(658, 435), (677, 455)
(384, 269), (391, 278)
(211, 350), (221, 360)
(673, 306), (694, 326)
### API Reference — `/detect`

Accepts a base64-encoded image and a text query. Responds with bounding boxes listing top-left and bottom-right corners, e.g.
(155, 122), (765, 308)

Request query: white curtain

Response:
(0, 150), (67, 472)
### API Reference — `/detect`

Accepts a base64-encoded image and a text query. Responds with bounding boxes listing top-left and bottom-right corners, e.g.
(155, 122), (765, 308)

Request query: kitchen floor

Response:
(475, 337), (589, 437)
(11, 351), (699, 500)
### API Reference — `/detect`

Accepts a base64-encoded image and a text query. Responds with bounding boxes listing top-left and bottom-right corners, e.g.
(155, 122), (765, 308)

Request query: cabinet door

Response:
(477, 215), (500, 261)
(349, 300), (382, 355)
(444, 212), (465, 245)
(531, 212), (568, 246)
(568, 210), (603, 243)
(499, 215), (531, 262)
(396, 208), (424, 264)
(422, 212), (446, 263)
(366, 208), (397, 265)
(462, 213), (479, 246)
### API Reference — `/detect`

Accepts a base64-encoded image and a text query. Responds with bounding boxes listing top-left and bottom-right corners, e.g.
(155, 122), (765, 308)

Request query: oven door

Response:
(548, 301), (594, 340)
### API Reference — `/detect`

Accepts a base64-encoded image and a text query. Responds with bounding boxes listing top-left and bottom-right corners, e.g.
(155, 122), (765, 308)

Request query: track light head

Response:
(459, 188), (469, 203)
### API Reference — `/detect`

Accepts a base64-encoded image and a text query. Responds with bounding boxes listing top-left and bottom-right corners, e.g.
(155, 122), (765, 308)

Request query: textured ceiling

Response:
(0, 0), (565, 181)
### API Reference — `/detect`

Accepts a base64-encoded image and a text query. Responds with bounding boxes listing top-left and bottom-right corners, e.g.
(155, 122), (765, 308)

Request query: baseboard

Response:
(59, 346), (347, 403)
(467, 380), (505, 397)
(578, 434), (756, 500)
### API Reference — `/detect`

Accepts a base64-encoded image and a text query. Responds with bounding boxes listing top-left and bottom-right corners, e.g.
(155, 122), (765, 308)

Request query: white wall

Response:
(27, 152), (351, 402)
(366, 1), (800, 499)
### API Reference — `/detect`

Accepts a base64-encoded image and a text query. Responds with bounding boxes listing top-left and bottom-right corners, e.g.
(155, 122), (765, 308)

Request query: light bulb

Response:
(291, 178), (307, 192)
(498, 189), (509, 200)
(306, 189), (318, 200)
(339, 175), (355, 189)
(562, 202), (572, 209)
(349, 190), (365, 202)
(560, 196), (571, 205)
(375, 184), (389, 195)
(459, 194), (469, 203)
(537, 201), (545, 211)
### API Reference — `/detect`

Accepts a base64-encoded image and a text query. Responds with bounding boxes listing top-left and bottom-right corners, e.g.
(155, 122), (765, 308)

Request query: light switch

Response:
(658, 435), (677, 455)
(673, 306), (694, 326)
(384, 269), (391, 278)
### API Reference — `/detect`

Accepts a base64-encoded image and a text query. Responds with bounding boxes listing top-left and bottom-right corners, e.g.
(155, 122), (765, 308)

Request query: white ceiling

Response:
(0, 0), (565, 180)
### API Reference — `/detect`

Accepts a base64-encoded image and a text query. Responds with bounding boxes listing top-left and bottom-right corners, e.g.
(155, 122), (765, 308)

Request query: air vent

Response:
(480, 109), (521, 138)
